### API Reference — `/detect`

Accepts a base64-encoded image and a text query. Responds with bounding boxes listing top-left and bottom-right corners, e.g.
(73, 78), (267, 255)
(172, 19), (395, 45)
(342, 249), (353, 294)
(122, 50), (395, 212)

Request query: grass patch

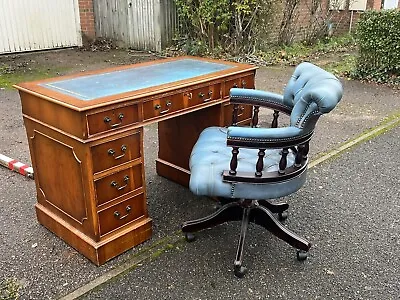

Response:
(323, 54), (357, 77)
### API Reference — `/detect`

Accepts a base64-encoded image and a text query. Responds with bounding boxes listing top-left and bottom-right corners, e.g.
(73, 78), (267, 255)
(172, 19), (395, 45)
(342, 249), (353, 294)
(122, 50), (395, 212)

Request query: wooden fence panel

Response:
(94, 0), (177, 51)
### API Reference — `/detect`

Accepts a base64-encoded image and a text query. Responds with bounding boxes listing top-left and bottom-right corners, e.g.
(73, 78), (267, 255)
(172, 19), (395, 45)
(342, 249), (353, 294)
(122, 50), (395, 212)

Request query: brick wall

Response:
(367, 0), (382, 9)
(291, 0), (383, 38)
(78, 0), (95, 42)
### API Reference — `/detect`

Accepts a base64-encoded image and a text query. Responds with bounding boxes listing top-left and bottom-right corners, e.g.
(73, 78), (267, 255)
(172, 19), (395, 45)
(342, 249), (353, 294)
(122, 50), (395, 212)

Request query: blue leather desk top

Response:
(39, 58), (235, 101)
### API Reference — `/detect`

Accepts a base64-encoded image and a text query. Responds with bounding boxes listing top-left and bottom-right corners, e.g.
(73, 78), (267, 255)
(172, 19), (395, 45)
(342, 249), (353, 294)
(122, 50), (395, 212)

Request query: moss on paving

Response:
(0, 65), (66, 89)
(311, 110), (400, 166)
(0, 278), (21, 300)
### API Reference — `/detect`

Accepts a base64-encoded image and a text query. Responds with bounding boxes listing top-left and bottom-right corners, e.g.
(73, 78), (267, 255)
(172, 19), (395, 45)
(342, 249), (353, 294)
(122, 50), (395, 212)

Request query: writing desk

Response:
(14, 56), (257, 265)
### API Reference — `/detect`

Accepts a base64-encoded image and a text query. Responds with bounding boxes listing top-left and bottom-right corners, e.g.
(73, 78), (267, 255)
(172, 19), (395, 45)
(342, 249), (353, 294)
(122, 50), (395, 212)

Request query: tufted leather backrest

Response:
(283, 62), (343, 132)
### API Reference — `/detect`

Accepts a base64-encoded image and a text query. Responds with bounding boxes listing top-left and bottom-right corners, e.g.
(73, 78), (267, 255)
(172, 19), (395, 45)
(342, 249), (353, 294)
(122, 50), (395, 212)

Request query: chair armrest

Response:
(230, 88), (292, 115)
(227, 126), (312, 148)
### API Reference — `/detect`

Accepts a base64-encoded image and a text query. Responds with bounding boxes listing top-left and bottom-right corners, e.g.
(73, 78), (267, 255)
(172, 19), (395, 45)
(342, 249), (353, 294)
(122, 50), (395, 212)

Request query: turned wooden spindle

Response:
(251, 106), (260, 128)
(303, 142), (309, 159)
(255, 149), (266, 177)
(295, 144), (304, 167)
(232, 104), (239, 126)
(279, 148), (289, 174)
(229, 147), (239, 175)
(271, 110), (279, 128)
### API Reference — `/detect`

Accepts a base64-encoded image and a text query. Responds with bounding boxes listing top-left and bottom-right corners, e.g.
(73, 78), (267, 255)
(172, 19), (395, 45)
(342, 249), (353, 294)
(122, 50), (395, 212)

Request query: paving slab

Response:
(0, 49), (399, 299)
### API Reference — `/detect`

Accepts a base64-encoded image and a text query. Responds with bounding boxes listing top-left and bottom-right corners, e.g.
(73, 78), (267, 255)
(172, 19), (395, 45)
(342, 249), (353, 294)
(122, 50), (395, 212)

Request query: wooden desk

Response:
(14, 56), (257, 265)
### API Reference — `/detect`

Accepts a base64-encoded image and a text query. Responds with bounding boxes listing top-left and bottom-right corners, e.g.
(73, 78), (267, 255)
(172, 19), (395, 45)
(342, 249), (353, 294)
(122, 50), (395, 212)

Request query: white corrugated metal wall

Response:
(94, 0), (177, 52)
(0, 0), (82, 54)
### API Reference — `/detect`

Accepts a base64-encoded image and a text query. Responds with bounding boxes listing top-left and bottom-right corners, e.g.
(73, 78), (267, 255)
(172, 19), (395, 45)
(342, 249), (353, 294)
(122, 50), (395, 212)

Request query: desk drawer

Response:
(87, 104), (140, 136)
(185, 83), (221, 106)
(224, 74), (255, 98)
(143, 94), (184, 120)
(98, 193), (146, 236)
(224, 104), (253, 126)
(91, 132), (141, 173)
(94, 164), (143, 206)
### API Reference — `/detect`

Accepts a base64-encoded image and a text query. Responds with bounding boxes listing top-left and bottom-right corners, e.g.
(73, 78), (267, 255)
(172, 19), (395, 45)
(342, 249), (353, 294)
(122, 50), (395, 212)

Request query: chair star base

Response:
(181, 199), (311, 277)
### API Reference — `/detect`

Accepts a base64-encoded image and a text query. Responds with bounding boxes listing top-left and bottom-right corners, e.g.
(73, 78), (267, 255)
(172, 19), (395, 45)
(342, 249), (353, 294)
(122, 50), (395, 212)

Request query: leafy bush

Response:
(173, 0), (276, 55)
(354, 9), (400, 85)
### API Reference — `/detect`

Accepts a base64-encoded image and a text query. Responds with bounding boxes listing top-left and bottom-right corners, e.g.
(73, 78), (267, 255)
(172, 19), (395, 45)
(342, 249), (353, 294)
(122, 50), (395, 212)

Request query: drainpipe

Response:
(349, 10), (354, 33)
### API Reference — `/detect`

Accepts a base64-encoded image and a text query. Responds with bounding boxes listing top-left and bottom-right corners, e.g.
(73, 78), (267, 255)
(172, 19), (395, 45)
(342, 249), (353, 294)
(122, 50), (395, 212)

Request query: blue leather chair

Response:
(182, 62), (343, 277)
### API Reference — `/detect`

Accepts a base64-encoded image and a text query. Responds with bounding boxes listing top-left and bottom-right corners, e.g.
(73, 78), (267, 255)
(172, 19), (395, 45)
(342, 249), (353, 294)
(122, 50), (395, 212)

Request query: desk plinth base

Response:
(35, 203), (153, 266)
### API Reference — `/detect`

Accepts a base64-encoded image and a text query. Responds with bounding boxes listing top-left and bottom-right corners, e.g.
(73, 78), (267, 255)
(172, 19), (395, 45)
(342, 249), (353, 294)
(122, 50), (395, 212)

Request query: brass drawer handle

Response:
(110, 175), (130, 191)
(242, 80), (247, 88)
(155, 101), (171, 114)
(232, 83), (238, 88)
(237, 106), (245, 117)
(114, 205), (131, 220)
(108, 145), (127, 160)
(198, 91), (213, 102)
(104, 113), (124, 128)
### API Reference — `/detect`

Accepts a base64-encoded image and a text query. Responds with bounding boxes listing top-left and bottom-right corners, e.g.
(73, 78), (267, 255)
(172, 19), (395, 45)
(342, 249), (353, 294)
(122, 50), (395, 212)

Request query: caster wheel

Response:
(184, 232), (196, 242)
(297, 250), (308, 261)
(278, 211), (288, 221)
(234, 265), (247, 278)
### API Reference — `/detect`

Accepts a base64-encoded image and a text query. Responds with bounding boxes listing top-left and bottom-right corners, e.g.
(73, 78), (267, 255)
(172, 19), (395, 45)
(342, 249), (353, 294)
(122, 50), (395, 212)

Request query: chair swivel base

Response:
(181, 199), (311, 277)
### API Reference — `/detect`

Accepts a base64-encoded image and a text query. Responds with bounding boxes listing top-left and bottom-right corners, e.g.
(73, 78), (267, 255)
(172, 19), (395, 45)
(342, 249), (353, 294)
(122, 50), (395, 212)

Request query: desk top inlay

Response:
(39, 59), (235, 101)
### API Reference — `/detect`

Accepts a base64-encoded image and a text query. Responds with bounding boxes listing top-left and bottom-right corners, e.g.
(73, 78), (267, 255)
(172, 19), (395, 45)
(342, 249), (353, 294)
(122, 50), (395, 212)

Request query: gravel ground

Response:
(83, 126), (400, 300)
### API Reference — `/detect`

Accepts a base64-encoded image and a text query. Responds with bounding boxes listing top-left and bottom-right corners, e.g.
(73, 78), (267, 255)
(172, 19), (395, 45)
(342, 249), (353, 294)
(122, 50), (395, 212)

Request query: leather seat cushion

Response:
(189, 127), (307, 199)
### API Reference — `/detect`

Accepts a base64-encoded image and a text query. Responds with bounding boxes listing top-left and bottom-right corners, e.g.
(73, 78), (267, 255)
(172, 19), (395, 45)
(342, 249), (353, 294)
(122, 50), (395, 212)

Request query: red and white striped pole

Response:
(0, 153), (34, 179)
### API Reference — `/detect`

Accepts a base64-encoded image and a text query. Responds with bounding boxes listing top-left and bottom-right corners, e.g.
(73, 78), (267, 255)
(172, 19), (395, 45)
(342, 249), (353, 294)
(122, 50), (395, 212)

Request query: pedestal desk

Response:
(14, 56), (257, 265)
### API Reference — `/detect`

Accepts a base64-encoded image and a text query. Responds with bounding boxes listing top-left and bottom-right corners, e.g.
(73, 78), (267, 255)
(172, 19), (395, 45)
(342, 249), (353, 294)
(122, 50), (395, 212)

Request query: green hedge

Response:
(355, 9), (400, 85)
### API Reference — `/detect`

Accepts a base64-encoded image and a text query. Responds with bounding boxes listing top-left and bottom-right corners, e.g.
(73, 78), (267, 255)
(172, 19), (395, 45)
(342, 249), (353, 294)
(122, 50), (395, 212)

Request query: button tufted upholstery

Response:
(189, 127), (306, 199)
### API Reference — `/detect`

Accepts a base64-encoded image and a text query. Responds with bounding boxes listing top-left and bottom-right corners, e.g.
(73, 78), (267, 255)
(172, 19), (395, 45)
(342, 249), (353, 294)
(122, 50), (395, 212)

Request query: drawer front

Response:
(91, 132), (141, 173)
(184, 83), (221, 106)
(98, 193), (146, 236)
(224, 74), (255, 98)
(143, 93), (184, 120)
(94, 164), (143, 206)
(224, 104), (253, 126)
(87, 104), (140, 136)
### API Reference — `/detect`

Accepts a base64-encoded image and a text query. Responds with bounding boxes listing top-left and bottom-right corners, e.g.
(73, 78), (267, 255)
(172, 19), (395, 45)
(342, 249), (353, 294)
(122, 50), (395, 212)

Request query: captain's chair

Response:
(182, 62), (343, 277)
